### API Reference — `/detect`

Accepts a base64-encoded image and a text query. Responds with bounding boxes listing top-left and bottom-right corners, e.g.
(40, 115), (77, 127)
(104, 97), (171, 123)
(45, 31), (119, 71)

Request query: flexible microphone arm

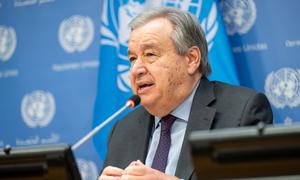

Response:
(72, 95), (141, 151)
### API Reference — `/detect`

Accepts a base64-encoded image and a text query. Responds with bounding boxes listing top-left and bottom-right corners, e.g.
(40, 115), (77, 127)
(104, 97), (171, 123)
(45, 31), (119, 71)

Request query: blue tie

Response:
(151, 114), (176, 172)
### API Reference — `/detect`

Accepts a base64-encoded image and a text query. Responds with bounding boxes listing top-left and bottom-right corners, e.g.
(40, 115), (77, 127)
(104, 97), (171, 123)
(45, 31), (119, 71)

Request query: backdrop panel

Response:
(0, 0), (102, 179)
(220, 0), (300, 125)
(1, 0), (300, 177)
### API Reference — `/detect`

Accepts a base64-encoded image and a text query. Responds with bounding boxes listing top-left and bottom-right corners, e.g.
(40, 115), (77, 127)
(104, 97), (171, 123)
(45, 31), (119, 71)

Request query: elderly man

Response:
(99, 7), (272, 180)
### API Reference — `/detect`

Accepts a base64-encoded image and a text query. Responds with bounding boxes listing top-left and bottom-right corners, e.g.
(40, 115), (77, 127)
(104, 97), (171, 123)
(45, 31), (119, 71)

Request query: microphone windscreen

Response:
(127, 95), (141, 108)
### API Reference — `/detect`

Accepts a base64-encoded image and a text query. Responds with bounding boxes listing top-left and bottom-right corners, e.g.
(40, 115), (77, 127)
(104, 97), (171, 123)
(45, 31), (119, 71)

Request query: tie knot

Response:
(160, 114), (176, 132)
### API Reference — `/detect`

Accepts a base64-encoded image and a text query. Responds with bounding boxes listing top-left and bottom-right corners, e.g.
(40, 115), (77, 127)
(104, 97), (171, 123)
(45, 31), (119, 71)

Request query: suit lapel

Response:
(175, 78), (216, 179)
(132, 109), (154, 163)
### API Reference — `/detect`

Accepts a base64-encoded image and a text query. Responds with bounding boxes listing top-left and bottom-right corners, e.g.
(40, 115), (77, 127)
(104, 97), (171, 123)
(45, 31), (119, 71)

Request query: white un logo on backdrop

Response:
(101, 0), (218, 92)
(0, 25), (17, 62)
(220, 0), (256, 35)
(21, 90), (56, 128)
(59, 15), (94, 53)
(265, 68), (300, 109)
(76, 159), (98, 180)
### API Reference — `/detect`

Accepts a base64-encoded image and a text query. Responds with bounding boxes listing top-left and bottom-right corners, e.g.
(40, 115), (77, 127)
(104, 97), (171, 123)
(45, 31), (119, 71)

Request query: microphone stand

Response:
(72, 101), (132, 151)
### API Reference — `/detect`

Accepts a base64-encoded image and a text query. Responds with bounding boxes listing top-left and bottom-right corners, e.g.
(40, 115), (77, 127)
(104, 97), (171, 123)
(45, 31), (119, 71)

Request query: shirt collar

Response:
(154, 80), (200, 128)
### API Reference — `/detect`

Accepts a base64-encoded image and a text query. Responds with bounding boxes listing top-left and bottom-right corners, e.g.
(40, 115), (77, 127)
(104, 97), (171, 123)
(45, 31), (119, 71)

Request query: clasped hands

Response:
(98, 160), (179, 180)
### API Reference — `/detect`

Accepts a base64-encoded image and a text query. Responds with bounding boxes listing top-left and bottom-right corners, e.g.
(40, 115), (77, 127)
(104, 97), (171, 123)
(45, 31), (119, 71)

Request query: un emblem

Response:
(59, 15), (94, 53)
(265, 68), (300, 109)
(220, 0), (256, 35)
(0, 26), (17, 62)
(21, 90), (56, 128)
(76, 159), (98, 180)
(101, 0), (218, 92)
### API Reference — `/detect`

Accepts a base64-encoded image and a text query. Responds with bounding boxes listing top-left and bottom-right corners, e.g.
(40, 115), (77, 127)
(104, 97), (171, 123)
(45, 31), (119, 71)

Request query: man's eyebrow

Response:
(127, 50), (133, 56)
(128, 43), (159, 55)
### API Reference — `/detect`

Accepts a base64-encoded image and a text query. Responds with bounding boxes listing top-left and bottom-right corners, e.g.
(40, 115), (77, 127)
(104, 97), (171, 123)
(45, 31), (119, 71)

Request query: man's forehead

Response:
(133, 17), (173, 31)
(139, 42), (160, 49)
(128, 18), (174, 52)
(128, 32), (163, 49)
(129, 18), (173, 38)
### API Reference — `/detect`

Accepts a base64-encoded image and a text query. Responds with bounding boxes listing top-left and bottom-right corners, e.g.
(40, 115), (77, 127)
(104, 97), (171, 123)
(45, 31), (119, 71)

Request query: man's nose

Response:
(131, 58), (147, 77)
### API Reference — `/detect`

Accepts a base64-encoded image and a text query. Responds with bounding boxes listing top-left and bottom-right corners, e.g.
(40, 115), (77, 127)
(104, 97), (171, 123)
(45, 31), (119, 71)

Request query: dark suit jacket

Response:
(102, 77), (273, 179)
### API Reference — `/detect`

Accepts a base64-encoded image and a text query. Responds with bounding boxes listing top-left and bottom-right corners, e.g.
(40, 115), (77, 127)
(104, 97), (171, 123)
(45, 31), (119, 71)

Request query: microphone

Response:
(72, 95), (141, 151)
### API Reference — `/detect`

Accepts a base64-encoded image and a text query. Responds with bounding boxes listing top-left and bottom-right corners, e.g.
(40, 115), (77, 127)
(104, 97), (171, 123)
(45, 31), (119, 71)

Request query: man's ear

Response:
(186, 46), (201, 75)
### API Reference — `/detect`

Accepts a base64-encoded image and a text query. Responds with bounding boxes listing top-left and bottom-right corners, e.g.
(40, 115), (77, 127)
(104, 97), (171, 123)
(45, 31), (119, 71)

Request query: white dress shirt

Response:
(145, 81), (199, 176)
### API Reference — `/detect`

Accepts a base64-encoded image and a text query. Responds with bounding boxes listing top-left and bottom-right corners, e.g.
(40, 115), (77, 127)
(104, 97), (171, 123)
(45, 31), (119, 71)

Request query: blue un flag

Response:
(93, 0), (239, 166)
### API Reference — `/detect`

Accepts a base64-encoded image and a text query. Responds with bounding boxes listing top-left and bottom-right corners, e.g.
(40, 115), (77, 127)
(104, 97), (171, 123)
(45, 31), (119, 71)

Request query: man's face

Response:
(128, 18), (194, 117)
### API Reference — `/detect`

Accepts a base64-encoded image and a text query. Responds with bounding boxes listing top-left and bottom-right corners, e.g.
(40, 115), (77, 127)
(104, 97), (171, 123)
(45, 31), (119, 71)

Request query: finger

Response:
(128, 160), (138, 166)
(99, 175), (122, 180)
(128, 160), (143, 167)
(123, 165), (147, 176)
(121, 174), (143, 180)
(135, 160), (144, 166)
(102, 166), (124, 176)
